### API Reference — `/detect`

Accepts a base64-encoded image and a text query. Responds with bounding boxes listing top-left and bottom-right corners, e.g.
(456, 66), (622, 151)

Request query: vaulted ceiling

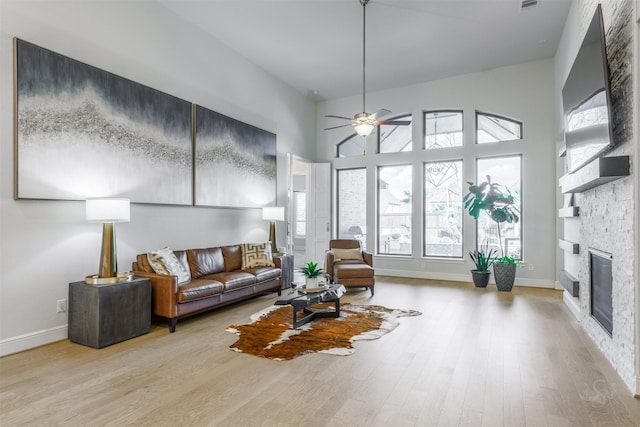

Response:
(160, 0), (572, 101)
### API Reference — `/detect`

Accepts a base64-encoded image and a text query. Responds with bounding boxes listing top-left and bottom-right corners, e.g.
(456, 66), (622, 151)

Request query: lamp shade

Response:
(262, 206), (284, 221)
(86, 198), (130, 223)
(355, 122), (374, 137)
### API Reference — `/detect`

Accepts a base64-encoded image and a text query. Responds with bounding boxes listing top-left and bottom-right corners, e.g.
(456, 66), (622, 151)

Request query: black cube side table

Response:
(275, 254), (294, 290)
(68, 277), (151, 348)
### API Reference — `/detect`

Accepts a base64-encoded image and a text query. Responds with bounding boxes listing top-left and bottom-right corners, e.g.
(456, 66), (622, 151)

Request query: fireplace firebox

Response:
(589, 248), (613, 335)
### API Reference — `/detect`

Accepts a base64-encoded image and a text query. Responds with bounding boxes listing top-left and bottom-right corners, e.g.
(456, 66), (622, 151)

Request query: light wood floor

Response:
(1, 277), (639, 426)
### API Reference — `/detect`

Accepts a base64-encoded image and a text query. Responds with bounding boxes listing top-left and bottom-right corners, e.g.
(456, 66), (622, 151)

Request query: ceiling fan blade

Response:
(377, 120), (411, 126)
(369, 108), (392, 120)
(325, 114), (354, 121)
(325, 124), (354, 130)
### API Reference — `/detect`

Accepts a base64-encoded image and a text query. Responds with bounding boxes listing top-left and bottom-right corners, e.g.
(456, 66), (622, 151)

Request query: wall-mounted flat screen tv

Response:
(562, 4), (614, 174)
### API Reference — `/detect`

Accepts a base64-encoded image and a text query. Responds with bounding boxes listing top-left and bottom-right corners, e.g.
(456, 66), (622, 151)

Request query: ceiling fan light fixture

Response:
(355, 122), (374, 137)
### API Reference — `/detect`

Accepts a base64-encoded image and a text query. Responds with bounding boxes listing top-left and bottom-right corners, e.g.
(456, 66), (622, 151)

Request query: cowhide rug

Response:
(226, 303), (421, 360)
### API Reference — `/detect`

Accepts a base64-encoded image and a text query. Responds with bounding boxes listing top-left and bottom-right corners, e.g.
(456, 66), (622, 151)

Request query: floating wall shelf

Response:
(559, 269), (580, 297)
(559, 239), (580, 254)
(559, 156), (630, 193)
(559, 143), (567, 157)
(558, 206), (580, 217)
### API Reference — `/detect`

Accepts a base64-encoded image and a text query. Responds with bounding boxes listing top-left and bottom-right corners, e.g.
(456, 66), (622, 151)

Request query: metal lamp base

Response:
(85, 272), (133, 285)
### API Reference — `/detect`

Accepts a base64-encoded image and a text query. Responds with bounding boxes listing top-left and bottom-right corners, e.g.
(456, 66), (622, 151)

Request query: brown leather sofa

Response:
(326, 239), (375, 296)
(132, 244), (283, 332)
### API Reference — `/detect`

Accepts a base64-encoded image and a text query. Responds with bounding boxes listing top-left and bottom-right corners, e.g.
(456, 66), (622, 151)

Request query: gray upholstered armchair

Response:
(325, 239), (374, 296)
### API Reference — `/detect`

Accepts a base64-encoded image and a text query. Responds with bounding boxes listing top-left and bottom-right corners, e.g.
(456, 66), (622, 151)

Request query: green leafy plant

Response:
(469, 242), (498, 272)
(463, 175), (520, 258)
(299, 261), (324, 278)
(495, 255), (522, 267)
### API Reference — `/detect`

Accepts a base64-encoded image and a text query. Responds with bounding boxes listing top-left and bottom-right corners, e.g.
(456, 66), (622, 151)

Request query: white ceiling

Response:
(159, 0), (572, 101)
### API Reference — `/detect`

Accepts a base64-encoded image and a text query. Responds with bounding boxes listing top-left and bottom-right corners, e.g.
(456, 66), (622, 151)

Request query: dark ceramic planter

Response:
(471, 270), (491, 288)
(493, 263), (517, 291)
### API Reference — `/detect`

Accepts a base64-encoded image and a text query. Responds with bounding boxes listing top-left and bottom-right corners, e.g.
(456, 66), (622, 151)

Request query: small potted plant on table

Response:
(299, 261), (325, 288)
(464, 175), (521, 291)
(469, 242), (497, 288)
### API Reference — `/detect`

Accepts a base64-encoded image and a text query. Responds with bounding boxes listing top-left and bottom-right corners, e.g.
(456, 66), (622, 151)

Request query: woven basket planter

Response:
(493, 263), (516, 291)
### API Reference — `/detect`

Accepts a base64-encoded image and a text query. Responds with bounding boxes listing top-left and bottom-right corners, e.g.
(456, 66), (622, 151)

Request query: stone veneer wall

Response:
(563, 0), (636, 392)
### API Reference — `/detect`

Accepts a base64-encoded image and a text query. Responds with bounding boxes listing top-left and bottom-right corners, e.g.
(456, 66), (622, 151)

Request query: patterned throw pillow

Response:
(147, 247), (191, 284)
(241, 242), (275, 269)
(331, 248), (364, 261)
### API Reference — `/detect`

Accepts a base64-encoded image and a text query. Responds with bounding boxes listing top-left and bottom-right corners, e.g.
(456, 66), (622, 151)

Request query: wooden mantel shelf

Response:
(559, 156), (630, 194)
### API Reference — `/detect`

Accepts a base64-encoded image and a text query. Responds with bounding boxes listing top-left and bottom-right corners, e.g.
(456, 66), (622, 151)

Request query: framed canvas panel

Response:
(14, 38), (193, 205)
(194, 105), (276, 208)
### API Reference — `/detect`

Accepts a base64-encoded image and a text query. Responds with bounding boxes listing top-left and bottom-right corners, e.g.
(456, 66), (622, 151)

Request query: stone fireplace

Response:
(556, 0), (636, 394)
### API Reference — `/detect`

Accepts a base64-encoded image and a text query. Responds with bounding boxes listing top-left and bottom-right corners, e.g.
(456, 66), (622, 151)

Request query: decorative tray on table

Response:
(298, 285), (329, 293)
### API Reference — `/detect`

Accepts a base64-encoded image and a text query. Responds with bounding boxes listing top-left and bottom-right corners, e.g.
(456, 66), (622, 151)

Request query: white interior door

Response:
(306, 163), (331, 265)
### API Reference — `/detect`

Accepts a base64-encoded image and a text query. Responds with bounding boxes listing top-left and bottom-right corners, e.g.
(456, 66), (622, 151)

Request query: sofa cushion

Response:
(243, 266), (281, 282)
(147, 247), (191, 284)
(333, 261), (374, 279)
(241, 242), (275, 269)
(187, 248), (225, 279)
(331, 248), (364, 261)
(177, 279), (224, 303)
(206, 271), (256, 291)
(222, 245), (243, 272)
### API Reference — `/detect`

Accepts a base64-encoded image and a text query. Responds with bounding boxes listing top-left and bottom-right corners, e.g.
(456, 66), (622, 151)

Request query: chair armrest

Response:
(362, 250), (373, 267)
(325, 250), (335, 282)
(133, 271), (179, 318)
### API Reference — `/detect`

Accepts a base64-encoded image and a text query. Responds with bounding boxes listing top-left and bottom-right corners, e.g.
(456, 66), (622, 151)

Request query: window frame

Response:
(475, 111), (523, 144)
(423, 109), (464, 150)
(336, 132), (362, 158)
(422, 159), (464, 259)
(377, 113), (413, 154)
(475, 154), (523, 260)
(376, 163), (413, 257)
(336, 167), (368, 248)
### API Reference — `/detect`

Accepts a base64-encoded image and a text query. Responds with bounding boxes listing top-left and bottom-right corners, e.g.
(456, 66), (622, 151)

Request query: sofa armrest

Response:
(133, 271), (179, 318)
(362, 250), (373, 267)
(325, 250), (335, 282)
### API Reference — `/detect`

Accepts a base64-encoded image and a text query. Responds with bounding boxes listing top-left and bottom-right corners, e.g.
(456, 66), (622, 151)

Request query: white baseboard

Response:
(375, 269), (556, 289)
(635, 376), (640, 398)
(562, 290), (581, 320)
(554, 280), (564, 291)
(0, 325), (67, 357)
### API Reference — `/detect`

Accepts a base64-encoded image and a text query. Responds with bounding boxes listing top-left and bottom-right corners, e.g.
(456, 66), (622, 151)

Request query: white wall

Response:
(316, 59), (558, 287)
(0, 0), (317, 355)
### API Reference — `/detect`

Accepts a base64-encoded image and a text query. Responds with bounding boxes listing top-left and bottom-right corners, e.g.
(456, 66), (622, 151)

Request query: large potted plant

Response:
(468, 242), (497, 288)
(463, 175), (520, 291)
(299, 261), (325, 288)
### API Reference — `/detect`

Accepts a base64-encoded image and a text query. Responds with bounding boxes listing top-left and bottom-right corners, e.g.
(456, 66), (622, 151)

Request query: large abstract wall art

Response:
(194, 105), (276, 208)
(14, 38), (193, 205)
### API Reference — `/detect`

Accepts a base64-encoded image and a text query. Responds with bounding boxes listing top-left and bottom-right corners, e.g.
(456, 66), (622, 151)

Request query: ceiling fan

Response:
(325, 0), (410, 137)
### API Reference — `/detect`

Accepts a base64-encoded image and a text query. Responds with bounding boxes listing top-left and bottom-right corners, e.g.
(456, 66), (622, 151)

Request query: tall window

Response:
(379, 114), (412, 153)
(424, 161), (463, 257)
(337, 134), (364, 157)
(476, 156), (522, 259)
(378, 165), (412, 255)
(337, 168), (367, 249)
(476, 112), (522, 143)
(293, 192), (306, 238)
(424, 111), (463, 149)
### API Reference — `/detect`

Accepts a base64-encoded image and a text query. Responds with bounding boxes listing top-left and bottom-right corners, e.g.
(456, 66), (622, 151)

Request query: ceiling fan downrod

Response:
(361, 0), (369, 114)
